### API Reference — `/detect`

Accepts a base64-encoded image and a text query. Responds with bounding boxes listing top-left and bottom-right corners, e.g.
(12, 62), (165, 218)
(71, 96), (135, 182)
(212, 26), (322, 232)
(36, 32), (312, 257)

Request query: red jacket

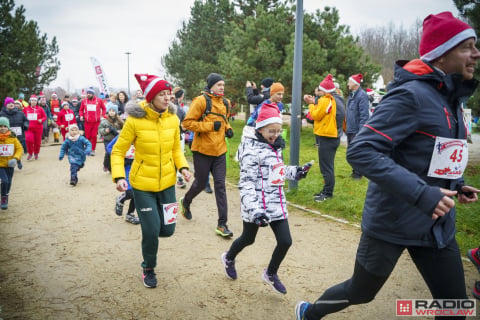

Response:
(79, 97), (105, 123)
(23, 106), (46, 130)
(49, 99), (61, 118)
(57, 109), (76, 128)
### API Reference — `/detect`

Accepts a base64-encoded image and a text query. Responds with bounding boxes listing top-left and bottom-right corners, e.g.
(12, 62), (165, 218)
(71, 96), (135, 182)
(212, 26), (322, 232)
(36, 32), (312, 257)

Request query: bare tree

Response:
(358, 20), (422, 84)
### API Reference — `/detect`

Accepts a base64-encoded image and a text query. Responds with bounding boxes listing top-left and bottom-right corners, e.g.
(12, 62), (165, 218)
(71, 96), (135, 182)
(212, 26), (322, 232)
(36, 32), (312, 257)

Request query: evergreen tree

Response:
(0, 0), (60, 99)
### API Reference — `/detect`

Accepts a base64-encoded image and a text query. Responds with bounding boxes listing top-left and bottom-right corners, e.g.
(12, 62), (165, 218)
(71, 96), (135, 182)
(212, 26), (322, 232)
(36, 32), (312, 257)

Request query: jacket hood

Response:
(389, 59), (478, 103)
(125, 100), (177, 119)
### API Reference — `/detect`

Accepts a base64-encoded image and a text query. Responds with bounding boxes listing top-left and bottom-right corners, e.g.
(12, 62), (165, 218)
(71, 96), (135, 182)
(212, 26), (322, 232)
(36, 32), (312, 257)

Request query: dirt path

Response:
(0, 142), (479, 320)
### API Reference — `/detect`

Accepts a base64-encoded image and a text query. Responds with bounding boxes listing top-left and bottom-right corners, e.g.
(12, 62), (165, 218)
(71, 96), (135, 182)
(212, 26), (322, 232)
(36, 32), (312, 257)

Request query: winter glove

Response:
(253, 214), (269, 227)
(213, 121), (222, 131)
(59, 157), (63, 161)
(7, 159), (17, 168)
(226, 128), (234, 139)
(17, 160), (23, 170)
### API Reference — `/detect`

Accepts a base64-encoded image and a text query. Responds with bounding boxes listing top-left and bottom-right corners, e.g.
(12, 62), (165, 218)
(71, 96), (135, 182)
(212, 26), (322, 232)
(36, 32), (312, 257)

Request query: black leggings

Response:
(307, 233), (467, 320)
(226, 219), (292, 275)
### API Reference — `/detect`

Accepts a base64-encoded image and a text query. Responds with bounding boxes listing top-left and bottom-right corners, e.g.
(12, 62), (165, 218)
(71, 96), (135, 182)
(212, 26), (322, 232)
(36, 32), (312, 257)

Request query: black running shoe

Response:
(142, 268), (157, 288)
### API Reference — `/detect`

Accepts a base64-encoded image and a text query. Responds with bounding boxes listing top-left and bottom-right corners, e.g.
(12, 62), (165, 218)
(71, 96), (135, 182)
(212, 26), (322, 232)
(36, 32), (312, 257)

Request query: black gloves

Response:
(295, 161), (314, 180)
(254, 215), (269, 227)
(213, 121), (222, 131)
(226, 128), (234, 138)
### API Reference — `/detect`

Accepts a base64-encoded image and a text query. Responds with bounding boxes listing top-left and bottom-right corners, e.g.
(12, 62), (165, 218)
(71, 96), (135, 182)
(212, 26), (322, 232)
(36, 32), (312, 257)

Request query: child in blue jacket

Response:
(59, 124), (91, 186)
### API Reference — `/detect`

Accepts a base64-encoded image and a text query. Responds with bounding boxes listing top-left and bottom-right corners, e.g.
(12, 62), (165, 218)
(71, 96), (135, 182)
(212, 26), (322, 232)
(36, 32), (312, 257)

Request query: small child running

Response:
(107, 135), (139, 225)
(0, 117), (23, 209)
(59, 124), (92, 186)
(221, 103), (310, 294)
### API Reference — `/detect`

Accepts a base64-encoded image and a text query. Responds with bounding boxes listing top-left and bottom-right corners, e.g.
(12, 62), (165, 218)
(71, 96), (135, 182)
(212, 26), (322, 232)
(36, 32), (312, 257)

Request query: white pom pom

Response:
(141, 75), (147, 81)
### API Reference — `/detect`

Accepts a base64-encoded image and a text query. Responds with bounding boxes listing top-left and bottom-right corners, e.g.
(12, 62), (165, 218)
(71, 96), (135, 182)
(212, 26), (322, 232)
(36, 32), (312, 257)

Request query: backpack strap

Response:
(200, 93), (230, 123)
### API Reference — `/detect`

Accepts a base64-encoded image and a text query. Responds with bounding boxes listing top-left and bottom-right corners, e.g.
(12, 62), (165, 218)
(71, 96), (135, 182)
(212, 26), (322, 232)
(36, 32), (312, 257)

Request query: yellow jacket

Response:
(182, 92), (232, 156)
(111, 101), (189, 192)
(0, 133), (23, 167)
(308, 94), (338, 138)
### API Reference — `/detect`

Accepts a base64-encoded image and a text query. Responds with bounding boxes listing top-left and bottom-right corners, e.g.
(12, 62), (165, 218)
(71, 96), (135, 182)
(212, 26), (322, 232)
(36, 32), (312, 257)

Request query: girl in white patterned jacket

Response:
(221, 103), (310, 294)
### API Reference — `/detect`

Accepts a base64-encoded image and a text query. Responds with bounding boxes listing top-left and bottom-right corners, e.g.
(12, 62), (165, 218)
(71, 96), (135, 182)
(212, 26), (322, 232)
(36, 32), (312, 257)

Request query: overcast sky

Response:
(17, 0), (459, 94)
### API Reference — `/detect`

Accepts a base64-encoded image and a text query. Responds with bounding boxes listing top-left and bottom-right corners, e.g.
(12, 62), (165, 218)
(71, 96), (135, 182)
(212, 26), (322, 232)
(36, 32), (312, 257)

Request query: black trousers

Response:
(226, 219), (292, 275)
(184, 152), (228, 226)
(347, 133), (362, 177)
(306, 233), (467, 320)
(315, 135), (340, 196)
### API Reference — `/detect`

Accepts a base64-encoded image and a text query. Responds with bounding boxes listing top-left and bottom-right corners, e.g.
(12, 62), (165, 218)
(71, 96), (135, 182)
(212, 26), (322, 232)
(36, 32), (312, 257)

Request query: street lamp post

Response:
(125, 52), (131, 97)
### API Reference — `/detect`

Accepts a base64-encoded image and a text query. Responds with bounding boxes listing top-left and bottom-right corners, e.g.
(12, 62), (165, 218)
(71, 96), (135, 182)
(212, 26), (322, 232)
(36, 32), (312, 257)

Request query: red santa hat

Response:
(29, 94), (38, 101)
(349, 74), (363, 86)
(52, 92), (57, 97)
(420, 11), (476, 62)
(318, 74), (336, 93)
(256, 103), (282, 129)
(134, 74), (172, 102)
(366, 88), (375, 96)
(38, 91), (45, 98)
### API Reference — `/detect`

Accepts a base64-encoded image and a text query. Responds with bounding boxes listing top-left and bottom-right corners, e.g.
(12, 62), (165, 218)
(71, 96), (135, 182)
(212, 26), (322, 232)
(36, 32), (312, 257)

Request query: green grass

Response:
(189, 120), (480, 255)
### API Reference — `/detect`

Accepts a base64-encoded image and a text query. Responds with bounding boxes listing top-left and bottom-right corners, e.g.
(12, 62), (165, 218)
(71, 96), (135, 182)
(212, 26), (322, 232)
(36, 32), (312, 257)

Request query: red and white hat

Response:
(29, 94), (38, 101)
(319, 74), (336, 93)
(52, 92), (57, 97)
(420, 11), (476, 62)
(135, 74), (171, 102)
(256, 103), (282, 129)
(366, 88), (375, 96)
(349, 74), (363, 86)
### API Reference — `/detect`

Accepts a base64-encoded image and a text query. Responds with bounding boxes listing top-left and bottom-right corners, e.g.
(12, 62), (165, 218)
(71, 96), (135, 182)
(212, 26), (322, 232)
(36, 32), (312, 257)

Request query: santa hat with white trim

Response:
(134, 74), (172, 102)
(349, 74), (363, 86)
(256, 103), (282, 129)
(420, 11), (477, 62)
(319, 74), (336, 93)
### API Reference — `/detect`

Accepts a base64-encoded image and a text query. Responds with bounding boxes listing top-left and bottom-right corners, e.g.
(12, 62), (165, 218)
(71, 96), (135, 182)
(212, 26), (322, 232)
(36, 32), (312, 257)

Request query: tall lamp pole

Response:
(125, 52), (131, 96)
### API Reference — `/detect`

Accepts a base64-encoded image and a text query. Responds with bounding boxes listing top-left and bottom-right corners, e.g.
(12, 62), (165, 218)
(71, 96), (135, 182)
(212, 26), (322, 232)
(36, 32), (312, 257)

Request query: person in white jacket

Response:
(220, 103), (311, 295)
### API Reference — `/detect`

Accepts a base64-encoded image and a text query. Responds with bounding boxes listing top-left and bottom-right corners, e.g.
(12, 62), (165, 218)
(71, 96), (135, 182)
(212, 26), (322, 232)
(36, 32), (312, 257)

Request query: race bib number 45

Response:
(427, 137), (468, 179)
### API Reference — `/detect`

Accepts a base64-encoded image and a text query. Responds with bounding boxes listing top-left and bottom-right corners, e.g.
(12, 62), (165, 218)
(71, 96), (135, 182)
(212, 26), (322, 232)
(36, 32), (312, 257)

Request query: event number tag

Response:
(427, 137), (468, 179)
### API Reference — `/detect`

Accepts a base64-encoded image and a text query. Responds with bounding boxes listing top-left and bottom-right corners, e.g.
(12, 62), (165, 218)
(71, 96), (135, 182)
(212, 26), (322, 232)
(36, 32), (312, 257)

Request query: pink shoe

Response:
(34, 154), (38, 160)
(27, 154), (33, 161)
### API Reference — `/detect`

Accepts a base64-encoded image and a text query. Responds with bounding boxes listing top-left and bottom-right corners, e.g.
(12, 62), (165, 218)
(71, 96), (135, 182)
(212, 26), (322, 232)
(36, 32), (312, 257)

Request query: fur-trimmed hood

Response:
(125, 100), (177, 119)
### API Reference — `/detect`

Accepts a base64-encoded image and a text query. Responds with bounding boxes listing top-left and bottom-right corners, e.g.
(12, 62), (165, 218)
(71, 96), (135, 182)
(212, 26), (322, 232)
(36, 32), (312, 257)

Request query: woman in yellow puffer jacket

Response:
(111, 74), (191, 289)
(0, 116), (23, 210)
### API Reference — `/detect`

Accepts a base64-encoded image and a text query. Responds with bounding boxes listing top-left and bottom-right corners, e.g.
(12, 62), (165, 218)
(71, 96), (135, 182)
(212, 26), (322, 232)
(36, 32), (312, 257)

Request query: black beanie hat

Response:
(174, 89), (184, 99)
(207, 73), (224, 89)
(261, 77), (274, 88)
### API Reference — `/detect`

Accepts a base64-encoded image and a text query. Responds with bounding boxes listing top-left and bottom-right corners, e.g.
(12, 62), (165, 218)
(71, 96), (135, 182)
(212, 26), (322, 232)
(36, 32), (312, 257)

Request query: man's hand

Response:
(457, 185), (480, 204)
(432, 188), (457, 220)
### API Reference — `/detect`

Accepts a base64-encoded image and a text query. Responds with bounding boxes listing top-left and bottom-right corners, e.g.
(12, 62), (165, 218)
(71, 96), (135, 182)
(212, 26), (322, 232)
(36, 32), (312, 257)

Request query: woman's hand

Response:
(181, 168), (192, 183)
(116, 179), (128, 192)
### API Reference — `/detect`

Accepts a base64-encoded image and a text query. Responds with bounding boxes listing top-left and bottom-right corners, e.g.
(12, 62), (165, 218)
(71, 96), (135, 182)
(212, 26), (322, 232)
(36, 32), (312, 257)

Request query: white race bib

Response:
(427, 136), (468, 179)
(163, 203), (178, 225)
(86, 104), (96, 112)
(11, 127), (21, 135)
(54, 108), (60, 113)
(27, 113), (37, 121)
(268, 162), (286, 186)
(65, 113), (74, 121)
(125, 145), (135, 159)
(0, 144), (14, 156)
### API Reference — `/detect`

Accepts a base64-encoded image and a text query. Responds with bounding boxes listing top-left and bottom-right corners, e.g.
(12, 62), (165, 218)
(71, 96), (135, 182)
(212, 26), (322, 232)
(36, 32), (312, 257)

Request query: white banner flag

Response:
(90, 57), (110, 96)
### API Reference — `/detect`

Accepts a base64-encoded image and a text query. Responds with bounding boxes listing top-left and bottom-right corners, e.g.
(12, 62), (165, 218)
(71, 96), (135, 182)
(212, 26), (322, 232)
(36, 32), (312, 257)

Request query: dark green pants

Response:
(133, 186), (176, 269)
